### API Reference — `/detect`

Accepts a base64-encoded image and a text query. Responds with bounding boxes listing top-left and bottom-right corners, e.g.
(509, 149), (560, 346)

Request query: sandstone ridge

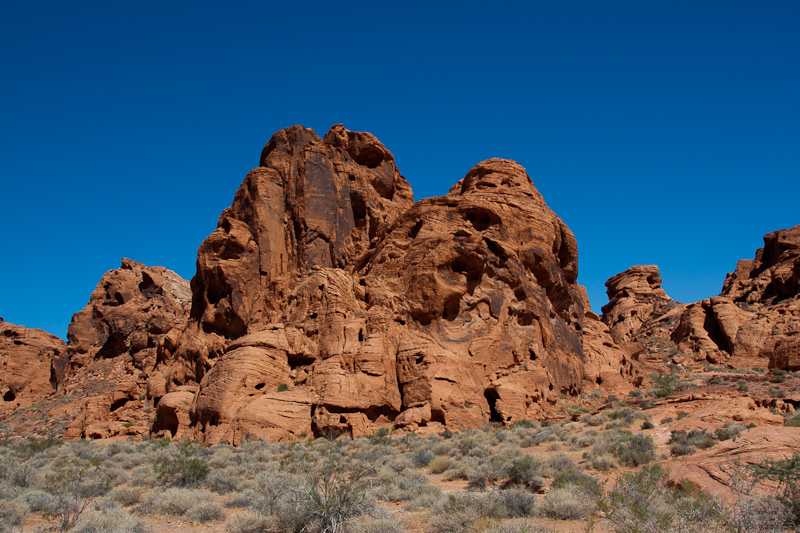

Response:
(0, 125), (797, 446)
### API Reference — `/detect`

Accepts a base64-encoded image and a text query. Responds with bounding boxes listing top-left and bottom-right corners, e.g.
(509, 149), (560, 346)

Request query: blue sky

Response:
(2, 1), (798, 339)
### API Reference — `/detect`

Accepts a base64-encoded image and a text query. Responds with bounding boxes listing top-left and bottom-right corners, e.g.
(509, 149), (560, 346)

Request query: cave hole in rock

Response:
(596, 376), (603, 385)
(350, 190), (368, 228)
(528, 347), (538, 361)
(348, 174), (356, 181)
(514, 288), (526, 301)
(138, 272), (158, 296)
(415, 356), (424, 365)
(112, 292), (125, 306)
(254, 383), (265, 390)
(3, 391), (15, 402)
(288, 353), (315, 368)
(353, 147), (384, 169)
(462, 207), (499, 231)
(358, 329), (364, 342)
(703, 309), (733, 353)
(110, 398), (129, 411)
(484, 389), (503, 423)
(409, 220), (423, 239)
(309, 312), (318, 319)
(442, 297), (461, 321)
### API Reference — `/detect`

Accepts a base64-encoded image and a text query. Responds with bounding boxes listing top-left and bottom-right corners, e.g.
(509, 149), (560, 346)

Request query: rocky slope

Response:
(0, 125), (797, 446)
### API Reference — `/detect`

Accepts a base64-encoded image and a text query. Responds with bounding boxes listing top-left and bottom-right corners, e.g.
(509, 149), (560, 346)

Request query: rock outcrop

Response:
(157, 127), (604, 443)
(668, 426), (800, 501)
(0, 320), (67, 408)
(601, 265), (677, 344)
(669, 225), (800, 367)
(59, 259), (192, 439)
(5, 124), (796, 445)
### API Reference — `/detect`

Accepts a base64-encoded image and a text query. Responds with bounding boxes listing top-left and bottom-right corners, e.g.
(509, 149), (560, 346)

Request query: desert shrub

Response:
(661, 416), (674, 424)
(152, 441), (209, 487)
(412, 447), (435, 468)
(23, 488), (56, 511)
(106, 485), (144, 507)
(769, 387), (787, 398)
(752, 451), (800, 524)
(641, 420), (654, 430)
(405, 484), (443, 510)
(251, 470), (295, 515)
(677, 411), (688, 419)
(428, 455), (452, 474)
(206, 467), (242, 494)
(466, 463), (499, 491)
(671, 443), (695, 456)
(649, 372), (677, 398)
(0, 499), (29, 531)
(288, 438), (377, 533)
(44, 455), (111, 531)
(541, 453), (577, 477)
(587, 453), (616, 471)
(484, 518), (549, 533)
(428, 492), (506, 532)
(186, 500), (225, 523)
(511, 419), (535, 429)
(138, 487), (214, 516)
(539, 487), (595, 519)
(605, 465), (720, 532)
(591, 430), (655, 467)
(738, 379), (749, 392)
(786, 418), (800, 427)
(127, 465), (157, 488)
(504, 455), (542, 489)
(578, 413), (608, 427)
(346, 514), (406, 533)
(225, 510), (271, 533)
(224, 488), (262, 509)
(71, 506), (151, 533)
(499, 489), (536, 517)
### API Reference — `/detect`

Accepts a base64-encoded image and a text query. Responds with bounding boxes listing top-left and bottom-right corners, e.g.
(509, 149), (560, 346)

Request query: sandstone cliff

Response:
(1, 125), (796, 444)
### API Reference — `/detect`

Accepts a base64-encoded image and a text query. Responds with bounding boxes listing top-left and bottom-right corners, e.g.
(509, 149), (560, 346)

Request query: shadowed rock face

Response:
(163, 128), (598, 443)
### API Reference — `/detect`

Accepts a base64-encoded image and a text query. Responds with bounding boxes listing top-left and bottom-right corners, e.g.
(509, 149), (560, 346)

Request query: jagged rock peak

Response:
(601, 265), (675, 343)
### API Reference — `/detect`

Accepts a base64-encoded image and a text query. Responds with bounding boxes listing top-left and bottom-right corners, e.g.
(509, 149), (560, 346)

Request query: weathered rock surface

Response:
(161, 128), (605, 443)
(0, 320), (67, 407)
(59, 259), (191, 439)
(668, 426), (800, 501)
(668, 225), (800, 367)
(601, 265), (677, 344)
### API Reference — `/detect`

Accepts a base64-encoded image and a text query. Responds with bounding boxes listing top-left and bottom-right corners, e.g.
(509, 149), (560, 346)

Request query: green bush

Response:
(153, 441), (209, 487)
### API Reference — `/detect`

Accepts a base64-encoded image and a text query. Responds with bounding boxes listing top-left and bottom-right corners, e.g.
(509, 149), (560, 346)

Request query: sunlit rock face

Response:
(167, 127), (598, 443)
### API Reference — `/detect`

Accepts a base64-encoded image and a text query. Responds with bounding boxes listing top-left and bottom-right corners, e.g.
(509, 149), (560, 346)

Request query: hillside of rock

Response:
(0, 125), (797, 446)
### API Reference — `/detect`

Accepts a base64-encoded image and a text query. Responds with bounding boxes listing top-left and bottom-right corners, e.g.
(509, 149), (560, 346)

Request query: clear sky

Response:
(2, 1), (798, 340)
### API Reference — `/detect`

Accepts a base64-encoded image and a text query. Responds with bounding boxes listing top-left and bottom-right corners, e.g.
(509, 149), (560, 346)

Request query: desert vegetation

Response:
(0, 387), (798, 533)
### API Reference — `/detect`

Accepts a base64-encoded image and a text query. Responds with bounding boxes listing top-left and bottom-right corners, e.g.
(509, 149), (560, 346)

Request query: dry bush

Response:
(186, 500), (225, 523)
(137, 487), (215, 516)
(428, 492), (506, 533)
(70, 506), (151, 533)
(538, 487), (595, 520)
(106, 485), (144, 507)
(225, 510), (271, 533)
(0, 498), (29, 531)
(427, 455), (452, 474)
(485, 518), (549, 533)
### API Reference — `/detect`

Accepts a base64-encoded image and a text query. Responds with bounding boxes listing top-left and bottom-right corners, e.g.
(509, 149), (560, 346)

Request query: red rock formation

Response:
(670, 225), (800, 367)
(668, 426), (800, 502)
(0, 320), (67, 407)
(601, 265), (677, 344)
(59, 259), (191, 439)
(158, 127), (604, 443)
